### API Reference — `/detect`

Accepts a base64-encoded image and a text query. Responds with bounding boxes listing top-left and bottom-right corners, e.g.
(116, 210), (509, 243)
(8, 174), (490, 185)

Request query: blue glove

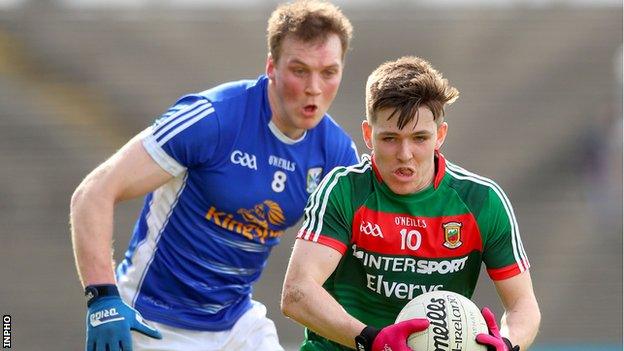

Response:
(85, 285), (161, 351)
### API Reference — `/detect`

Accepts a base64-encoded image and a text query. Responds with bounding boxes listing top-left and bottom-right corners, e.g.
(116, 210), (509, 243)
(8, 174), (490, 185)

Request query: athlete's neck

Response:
(412, 169), (435, 193)
(412, 156), (437, 192)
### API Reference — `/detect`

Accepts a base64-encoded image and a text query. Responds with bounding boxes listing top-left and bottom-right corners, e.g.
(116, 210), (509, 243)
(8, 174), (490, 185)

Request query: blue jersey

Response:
(116, 75), (358, 331)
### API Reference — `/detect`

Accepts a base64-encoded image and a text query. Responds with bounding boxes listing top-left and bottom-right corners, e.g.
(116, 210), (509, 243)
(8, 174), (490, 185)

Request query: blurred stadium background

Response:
(0, 0), (621, 350)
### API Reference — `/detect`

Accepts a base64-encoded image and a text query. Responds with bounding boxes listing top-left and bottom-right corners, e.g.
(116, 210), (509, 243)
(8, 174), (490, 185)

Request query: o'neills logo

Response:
(426, 298), (451, 351)
(426, 296), (464, 351)
(205, 200), (284, 243)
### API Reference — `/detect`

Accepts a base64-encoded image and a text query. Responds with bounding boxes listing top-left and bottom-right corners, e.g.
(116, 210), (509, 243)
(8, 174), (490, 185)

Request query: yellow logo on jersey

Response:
(238, 200), (285, 228)
(205, 200), (285, 243)
(443, 221), (462, 249)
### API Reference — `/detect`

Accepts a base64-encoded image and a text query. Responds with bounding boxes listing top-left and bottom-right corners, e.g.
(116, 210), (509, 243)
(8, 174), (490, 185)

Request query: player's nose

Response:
(396, 140), (413, 161)
(305, 74), (322, 96)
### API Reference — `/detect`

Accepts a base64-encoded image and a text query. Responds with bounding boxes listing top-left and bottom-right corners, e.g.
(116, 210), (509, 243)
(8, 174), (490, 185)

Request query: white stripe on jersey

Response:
(153, 102), (212, 140)
(300, 157), (371, 242)
(300, 163), (348, 240)
(445, 162), (529, 272)
(201, 260), (259, 276)
(299, 164), (344, 240)
(209, 232), (267, 253)
(117, 172), (188, 307)
(197, 303), (227, 314)
(158, 106), (215, 146)
(159, 106), (183, 120)
(153, 99), (206, 135)
(152, 100), (213, 143)
(142, 130), (187, 176)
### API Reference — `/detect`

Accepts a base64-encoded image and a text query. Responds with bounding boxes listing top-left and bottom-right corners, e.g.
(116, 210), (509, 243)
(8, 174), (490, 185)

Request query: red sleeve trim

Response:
(296, 231), (347, 255)
(487, 260), (531, 280)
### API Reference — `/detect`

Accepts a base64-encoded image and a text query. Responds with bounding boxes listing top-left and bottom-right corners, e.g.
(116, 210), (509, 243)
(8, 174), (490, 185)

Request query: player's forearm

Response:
(281, 278), (364, 348)
(500, 297), (541, 350)
(70, 180), (117, 287)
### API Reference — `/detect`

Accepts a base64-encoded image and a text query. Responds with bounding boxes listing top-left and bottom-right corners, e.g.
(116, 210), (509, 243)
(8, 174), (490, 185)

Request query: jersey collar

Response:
(433, 151), (446, 189)
(268, 120), (307, 144)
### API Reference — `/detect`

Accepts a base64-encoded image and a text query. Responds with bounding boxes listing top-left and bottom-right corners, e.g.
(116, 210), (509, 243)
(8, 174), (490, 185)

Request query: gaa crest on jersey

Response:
(360, 220), (384, 238)
(230, 150), (257, 170)
(360, 221), (383, 238)
(443, 221), (463, 249)
(306, 167), (323, 193)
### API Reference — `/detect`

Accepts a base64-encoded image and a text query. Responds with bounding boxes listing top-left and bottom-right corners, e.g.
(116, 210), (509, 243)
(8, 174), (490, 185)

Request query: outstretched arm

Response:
(281, 239), (365, 348)
(70, 130), (173, 286)
(71, 131), (173, 350)
(281, 240), (428, 351)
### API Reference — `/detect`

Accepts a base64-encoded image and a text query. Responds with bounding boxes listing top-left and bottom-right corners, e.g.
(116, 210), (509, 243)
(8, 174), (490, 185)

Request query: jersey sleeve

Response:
(142, 95), (220, 176)
(297, 167), (353, 255)
(480, 187), (530, 280)
(335, 140), (359, 167)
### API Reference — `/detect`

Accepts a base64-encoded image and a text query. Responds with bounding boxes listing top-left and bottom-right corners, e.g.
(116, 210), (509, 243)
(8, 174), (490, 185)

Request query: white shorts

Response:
(132, 301), (284, 351)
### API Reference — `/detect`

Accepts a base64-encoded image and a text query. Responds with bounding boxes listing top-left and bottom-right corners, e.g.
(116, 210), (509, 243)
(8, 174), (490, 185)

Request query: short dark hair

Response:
(366, 56), (459, 129)
(267, 0), (353, 62)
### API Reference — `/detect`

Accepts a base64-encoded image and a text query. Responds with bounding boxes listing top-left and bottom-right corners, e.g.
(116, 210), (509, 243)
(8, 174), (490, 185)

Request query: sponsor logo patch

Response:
(306, 167), (323, 193)
(206, 200), (285, 242)
(238, 200), (285, 228)
(269, 155), (296, 172)
(360, 221), (384, 238)
(443, 221), (463, 249)
(230, 150), (257, 170)
(89, 308), (124, 327)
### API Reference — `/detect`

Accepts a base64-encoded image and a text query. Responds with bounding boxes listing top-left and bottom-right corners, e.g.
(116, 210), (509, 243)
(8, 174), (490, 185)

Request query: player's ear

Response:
(266, 53), (275, 81)
(435, 121), (448, 150)
(362, 120), (374, 150)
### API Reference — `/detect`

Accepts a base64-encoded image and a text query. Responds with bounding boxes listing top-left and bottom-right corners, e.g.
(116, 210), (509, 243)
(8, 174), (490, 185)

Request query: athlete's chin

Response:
(386, 182), (420, 195)
(295, 115), (324, 130)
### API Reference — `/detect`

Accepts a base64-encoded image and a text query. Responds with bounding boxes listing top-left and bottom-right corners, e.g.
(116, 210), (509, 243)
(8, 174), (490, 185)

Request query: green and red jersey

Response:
(296, 153), (529, 350)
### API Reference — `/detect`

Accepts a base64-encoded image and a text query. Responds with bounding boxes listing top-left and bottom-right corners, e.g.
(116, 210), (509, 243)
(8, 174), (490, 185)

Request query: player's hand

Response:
(85, 285), (161, 351)
(475, 307), (520, 351)
(369, 318), (430, 351)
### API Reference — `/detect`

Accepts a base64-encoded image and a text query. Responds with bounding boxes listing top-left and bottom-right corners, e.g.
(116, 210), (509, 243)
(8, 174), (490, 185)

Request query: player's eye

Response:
(292, 67), (307, 76)
(322, 69), (338, 79)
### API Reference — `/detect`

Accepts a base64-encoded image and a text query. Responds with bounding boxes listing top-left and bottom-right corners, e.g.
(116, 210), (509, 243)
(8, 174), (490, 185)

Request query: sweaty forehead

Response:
(278, 35), (343, 67)
(374, 107), (436, 131)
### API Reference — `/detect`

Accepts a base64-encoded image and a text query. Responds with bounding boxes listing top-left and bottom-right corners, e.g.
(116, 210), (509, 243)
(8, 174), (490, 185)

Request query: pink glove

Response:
(355, 318), (429, 351)
(475, 307), (519, 351)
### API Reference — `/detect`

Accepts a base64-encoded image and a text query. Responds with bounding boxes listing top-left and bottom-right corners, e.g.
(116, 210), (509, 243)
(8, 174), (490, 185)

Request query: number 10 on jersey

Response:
(400, 228), (422, 251)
